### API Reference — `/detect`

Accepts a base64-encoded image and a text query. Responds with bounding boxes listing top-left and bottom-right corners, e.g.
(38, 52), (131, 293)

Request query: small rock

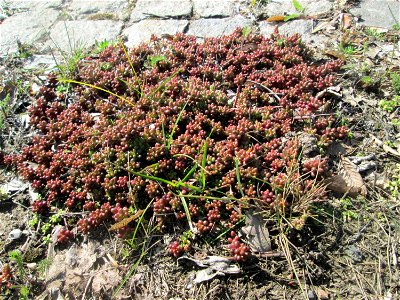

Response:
(0, 8), (59, 56)
(193, 0), (235, 18)
(26, 263), (37, 270)
(8, 228), (23, 240)
(350, 0), (400, 29)
(68, 0), (129, 20)
(345, 245), (364, 263)
(130, 0), (192, 22)
(43, 20), (123, 53)
(307, 290), (317, 300)
(123, 19), (188, 47)
(187, 15), (251, 38)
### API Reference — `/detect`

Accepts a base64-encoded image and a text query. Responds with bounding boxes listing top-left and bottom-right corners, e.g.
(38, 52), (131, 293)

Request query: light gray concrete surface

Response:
(123, 19), (189, 47)
(43, 20), (124, 52)
(129, 0), (192, 23)
(350, 0), (400, 28)
(187, 15), (251, 38)
(0, 0), (397, 57)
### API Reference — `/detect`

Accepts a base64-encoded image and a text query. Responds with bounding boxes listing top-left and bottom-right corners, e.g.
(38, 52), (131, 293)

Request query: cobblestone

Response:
(123, 19), (189, 47)
(129, 0), (192, 23)
(44, 20), (123, 52)
(0, 0), (396, 58)
(187, 15), (251, 38)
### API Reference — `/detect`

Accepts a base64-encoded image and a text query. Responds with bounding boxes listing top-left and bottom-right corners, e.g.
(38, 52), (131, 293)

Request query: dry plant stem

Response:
(278, 233), (307, 299)
(82, 274), (95, 300)
(245, 79), (282, 101)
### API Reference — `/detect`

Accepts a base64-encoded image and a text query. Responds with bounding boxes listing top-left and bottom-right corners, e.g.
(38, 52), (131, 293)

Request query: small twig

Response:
(315, 87), (342, 99)
(82, 274), (95, 300)
(347, 220), (372, 244)
(292, 113), (335, 120)
(245, 80), (282, 101)
(257, 251), (285, 258)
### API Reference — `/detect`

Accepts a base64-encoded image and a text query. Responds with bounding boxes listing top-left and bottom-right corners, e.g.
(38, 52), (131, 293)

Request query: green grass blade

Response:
(178, 192), (194, 232)
(292, 0), (305, 13)
(181, 163), (198, 183)
(117, 78), (142, 96)
(131, 199), (154, 243)
(131, 171), (178, 187)
(212, 216), (245, 242)
(284, 13), (301, 21)
(113, 247), (147, 297)
(118, 39), (143, 95)
(234, 158), (245, 198)
(149, 68), (182, 99)
(132, 170), (202, 192)
(167, 102), (188, 150)
(161, 123), (167, 147)
(200, 139), (208, 189)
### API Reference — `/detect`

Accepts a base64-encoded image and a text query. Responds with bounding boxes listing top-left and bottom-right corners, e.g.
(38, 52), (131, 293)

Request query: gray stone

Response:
(130, 0), (192, 22)
(307, 290), (317, 300)
(187, 15), (251, 38)
(68, 0), (129, 20)
(345, 245), (364, 263)
(2, 0), (63, 11)
(8, 229), (22, 240)
(259, 19), (328, 45)
(350, 0), (400, 29)
(263, 0), (333, 16)
(23, 55), (59, 73)
(0, 8), (59, 56)
(43, 20), (123, 53)
(123, 19), (189, 47)
(193, 0), (236, 18)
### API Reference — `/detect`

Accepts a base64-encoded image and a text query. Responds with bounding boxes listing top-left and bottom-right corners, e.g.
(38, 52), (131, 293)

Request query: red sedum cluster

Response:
(0, 264), (13, 290)
(57, 227), (74, 244)
(5, 29), (347, 260)
(227, 231), (251, 261)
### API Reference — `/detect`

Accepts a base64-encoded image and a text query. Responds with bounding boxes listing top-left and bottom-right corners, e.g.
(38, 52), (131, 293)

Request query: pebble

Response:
(307, 290), (317, 300)
(8, 228), (22, 240)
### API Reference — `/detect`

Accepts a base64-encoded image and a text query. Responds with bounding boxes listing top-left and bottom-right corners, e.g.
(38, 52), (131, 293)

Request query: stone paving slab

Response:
(130, 0), (192, 23)
(0, 8), (59, 55)
(43, 20), (123, 52)
(187, 15), (251, 38)
(1, 0), (398, 59)
(259, 19), (328, 44)
(261, 0), (333, 17)
(350, 0), (400, 28)
(123, 19), (189, 47)
(23, 55), (58, 72)
(1, 0), (63, 11)
(192, 0), (237, 18)
(68, 0), (130, 20)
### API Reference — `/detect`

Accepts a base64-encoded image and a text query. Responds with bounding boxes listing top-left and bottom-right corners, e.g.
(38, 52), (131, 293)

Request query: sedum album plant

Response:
(5, 29), (347, 260)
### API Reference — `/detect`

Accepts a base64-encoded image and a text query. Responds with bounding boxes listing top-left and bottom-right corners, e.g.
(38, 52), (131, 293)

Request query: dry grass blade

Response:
(278, 233), (308, 299)
(109, 209), (144, 231)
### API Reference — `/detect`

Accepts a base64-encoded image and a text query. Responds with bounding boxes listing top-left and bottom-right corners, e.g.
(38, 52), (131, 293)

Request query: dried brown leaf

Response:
(341, 156), (367, 196)
(340, 13), (352, 29)
(312, 21), (331, 33)
(382, 144), (400, 158)
(240, 210), (271, 252)
(315, 287), (330, 299)
(266, 15), (286, 22)
(323, 50), (346, 60)
(326, 157), (367, 197)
